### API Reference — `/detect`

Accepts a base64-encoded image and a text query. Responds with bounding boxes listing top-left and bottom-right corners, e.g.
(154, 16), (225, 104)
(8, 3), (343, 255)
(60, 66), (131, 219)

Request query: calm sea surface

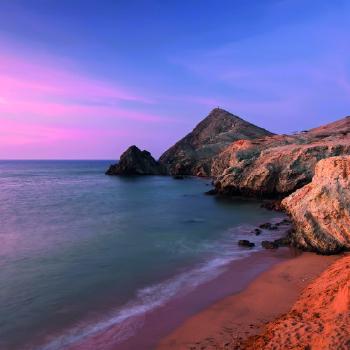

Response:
(0, 160), (284, 349)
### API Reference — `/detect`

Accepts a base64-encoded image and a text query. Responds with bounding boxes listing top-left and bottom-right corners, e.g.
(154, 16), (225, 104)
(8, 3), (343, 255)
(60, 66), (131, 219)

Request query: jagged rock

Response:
(254, 228), (262, 235)
(259, 222), (278, 230)
(275, 218), (292, 226)
(261, 241), (279, 249)
(159, 108), (273, 176)
(106, 145), (166, 175)
(260, 200), (283, 211)
(238, 240), (255, 248)
(213, 116), (350, 197)
(273, 235), (292, 247)
(282, 156), (350, 254)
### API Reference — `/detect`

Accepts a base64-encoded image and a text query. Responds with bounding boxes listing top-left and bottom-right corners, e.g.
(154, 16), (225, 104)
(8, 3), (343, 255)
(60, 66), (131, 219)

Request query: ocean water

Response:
(0, 160), (285, 349)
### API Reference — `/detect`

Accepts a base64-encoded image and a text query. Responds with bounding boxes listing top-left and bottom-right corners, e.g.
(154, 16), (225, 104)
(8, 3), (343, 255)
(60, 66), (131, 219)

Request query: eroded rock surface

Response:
(159, 108), (273, 176)
(106, 145), (165, 175)
(213, 116), (350, 197)
(282, 156), (350, 254)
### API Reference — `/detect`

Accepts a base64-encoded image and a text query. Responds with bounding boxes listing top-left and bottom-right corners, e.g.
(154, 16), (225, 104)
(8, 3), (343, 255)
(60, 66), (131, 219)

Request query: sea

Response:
(0, 160), (287, 349)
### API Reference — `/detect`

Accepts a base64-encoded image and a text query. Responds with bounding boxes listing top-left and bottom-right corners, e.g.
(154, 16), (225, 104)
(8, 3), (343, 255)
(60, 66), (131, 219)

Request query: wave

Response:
(37, 251), (251, 349)
(36, 219), (288, 350)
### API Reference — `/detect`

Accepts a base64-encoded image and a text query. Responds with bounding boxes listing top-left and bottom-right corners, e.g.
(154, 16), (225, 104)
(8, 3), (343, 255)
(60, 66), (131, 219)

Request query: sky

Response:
(0, 0), (349, 159)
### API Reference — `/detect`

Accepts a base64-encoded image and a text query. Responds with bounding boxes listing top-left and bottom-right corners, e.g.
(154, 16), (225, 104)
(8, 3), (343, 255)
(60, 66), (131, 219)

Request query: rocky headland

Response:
(108, 108), (350, 349)
(107, 109), (350, 256)
(159, 108), (273, 176)
(107, 108), (273, 177)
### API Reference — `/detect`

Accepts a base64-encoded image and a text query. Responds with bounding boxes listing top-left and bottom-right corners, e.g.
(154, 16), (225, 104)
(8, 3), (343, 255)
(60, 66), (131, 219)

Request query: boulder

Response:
(261, 241), (279, 249)
(254, 228), (262, 235)
(259, 222), (278, 230)
(282, 156), (350, 254)
(238, 240), (255, 248)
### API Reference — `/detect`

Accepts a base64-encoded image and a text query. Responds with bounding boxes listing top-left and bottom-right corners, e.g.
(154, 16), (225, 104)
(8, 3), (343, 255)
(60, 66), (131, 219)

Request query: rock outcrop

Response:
(159, 108), (273, 176)
(213, 116), (350, 197)
(106, 145), (165, 175)
(282, 156), (350, 254)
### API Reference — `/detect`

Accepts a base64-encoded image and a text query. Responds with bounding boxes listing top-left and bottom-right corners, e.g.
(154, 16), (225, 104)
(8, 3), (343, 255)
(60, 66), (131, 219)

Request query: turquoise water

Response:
(0, 161), (283, 349)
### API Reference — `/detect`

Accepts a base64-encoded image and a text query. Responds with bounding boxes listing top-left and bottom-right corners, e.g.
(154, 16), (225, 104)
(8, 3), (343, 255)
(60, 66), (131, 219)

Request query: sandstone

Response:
(282, 156), (350, 254)
(213, 116), (350, 197)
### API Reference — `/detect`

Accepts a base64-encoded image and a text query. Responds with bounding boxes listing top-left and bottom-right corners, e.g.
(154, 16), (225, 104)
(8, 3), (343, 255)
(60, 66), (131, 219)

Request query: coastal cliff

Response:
(159, 108), (273, 176)
(213, 116), (350, 197)
(107, 111), (350, 255)
(106, 110), (350, 350)
(282, 156), (350, 254)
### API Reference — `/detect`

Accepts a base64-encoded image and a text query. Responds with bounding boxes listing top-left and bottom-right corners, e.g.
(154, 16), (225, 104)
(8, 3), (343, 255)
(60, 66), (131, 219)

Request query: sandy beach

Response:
(157, 252), (340, 350)
(64, 247), (294, 350)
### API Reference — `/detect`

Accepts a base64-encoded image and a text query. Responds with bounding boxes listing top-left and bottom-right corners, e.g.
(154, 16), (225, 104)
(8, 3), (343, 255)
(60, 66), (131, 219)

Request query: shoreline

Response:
(157, 251), (339, 350)
(61, 247), (296, 350)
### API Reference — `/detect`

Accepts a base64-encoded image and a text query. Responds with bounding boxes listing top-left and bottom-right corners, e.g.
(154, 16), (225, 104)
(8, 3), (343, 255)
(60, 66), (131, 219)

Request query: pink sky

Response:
(1, 1), (349, 159)
(0, 51), (180, 159)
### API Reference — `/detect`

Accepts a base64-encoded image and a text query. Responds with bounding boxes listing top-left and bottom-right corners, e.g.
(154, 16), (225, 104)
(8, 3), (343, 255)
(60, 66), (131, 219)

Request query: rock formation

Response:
(213, 116), (350, 197)
(159, 108), (273, 176)
(106, 145), (165, 175)
(281, 156), (350, 254)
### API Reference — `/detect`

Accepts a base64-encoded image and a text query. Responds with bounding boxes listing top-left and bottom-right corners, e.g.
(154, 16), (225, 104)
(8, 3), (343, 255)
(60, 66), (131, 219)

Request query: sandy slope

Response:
(245, 254), (350, 350)
(156, 252), (338, 350)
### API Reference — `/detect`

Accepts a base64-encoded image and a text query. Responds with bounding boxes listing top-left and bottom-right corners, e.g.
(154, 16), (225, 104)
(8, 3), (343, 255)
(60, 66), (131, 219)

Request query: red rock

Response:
(282, 156), (350, 254)
(213, 116), (350, 197)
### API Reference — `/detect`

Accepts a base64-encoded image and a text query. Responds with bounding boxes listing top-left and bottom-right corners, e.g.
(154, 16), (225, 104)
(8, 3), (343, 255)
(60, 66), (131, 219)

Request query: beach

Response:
(1, 162), (348, 350)
(0, 160), (290, 350)
(157, 251), (339, 350)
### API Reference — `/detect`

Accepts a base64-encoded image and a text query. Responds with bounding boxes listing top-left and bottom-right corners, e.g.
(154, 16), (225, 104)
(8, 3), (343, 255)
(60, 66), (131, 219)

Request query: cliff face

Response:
(213, 116), (350, 197)
(159, 108), (273, 176)
(106, 145), (165, 175)
(282, 156), (350, 254)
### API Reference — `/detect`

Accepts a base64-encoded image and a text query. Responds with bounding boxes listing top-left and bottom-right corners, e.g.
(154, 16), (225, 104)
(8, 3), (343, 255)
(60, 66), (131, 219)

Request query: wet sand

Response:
(157, 252), (339, 350)
(68, 248), (296, 350)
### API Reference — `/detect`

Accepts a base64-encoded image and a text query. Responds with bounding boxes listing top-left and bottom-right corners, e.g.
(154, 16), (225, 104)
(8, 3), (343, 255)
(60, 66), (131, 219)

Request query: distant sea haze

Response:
(0, 160), (284, 349)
